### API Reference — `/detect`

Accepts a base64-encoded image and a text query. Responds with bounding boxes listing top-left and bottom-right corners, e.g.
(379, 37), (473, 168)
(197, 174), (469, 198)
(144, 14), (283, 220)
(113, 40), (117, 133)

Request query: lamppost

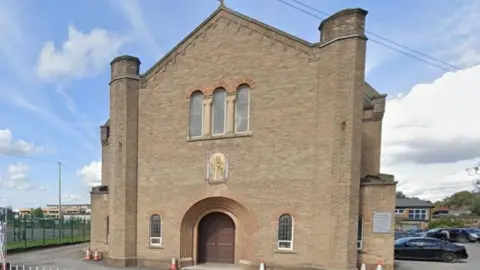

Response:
(58, 162), (63, 243)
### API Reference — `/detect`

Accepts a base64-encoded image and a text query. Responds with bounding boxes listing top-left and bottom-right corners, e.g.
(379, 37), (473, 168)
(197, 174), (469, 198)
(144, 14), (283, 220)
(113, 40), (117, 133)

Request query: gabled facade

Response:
(395, 198), (435, 230)
(90, 4), (396, 270)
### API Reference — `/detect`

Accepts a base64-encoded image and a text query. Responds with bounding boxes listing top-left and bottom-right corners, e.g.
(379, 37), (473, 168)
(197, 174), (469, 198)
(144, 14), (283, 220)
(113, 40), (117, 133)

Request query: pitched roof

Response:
(396, 198), (434, 208)
(103, 5), (383, 126)
(141, 5), (313, 80)
(364, 82), (383, 99)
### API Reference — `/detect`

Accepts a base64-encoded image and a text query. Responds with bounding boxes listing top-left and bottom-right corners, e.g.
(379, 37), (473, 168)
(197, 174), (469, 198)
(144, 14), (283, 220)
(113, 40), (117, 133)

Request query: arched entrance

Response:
(179, 196), (256, 266)
(197, 212), (235, 264)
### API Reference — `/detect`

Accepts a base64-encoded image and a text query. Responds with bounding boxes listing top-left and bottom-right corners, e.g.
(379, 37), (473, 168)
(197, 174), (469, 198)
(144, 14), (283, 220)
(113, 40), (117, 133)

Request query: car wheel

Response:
(441, 252), (458, 263)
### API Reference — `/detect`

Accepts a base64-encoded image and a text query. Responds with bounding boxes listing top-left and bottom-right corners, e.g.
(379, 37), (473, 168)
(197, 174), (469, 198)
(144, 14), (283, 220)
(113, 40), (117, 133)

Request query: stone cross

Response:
(218, 0), (225, 7)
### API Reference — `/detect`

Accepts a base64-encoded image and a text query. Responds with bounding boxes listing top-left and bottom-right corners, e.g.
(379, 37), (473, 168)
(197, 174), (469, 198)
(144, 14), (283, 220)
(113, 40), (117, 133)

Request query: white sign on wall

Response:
(372, 212), (392, 233)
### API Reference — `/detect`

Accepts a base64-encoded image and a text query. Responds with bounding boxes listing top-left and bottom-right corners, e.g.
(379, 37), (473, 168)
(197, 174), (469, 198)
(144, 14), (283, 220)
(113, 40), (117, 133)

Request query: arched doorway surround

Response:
(197, 212), (235, 263)
(179, 196), (255, 265)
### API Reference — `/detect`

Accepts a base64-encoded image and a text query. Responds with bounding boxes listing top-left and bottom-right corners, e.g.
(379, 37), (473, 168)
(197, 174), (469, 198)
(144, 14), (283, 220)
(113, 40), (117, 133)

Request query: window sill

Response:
(148, 245), (164, 249)
(274, 249), (297, 254)
(187, 131), (252, 142)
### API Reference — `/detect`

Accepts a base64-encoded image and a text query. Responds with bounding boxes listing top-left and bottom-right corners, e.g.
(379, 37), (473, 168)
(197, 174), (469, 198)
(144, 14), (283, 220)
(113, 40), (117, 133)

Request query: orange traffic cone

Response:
(259, 259), (265, 270)
(376, 260), (383, 270)
(93, 249), (100, 261)
(84, 248), (92, 260)
(170, 257), (177, 270)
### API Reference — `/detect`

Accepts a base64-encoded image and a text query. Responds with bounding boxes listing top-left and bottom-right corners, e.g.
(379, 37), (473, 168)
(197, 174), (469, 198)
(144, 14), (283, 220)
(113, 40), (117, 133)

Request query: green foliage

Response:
(471, 196), (480, 215)
(429, 218), (468, 229)
(395, 191), (433, 204)
(467, 163), (480, 191)
(435, 190), (478, 208)
(30, 207), (44, 218)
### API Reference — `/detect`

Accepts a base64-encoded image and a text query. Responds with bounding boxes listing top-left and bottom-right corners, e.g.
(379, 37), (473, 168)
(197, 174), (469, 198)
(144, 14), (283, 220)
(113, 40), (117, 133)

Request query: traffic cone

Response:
(360, 263), (366, 270)
(84, 248), (92, 260)
(259, 259), (265, 270)
(170, 257), (177, 270)
(376, 262), (383, 270)
(93, 249), (99, 261)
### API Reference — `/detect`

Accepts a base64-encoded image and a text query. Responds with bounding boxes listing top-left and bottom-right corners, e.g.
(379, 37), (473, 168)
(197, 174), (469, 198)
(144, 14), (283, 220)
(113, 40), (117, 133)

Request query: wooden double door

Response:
(197, 212), (235, 264)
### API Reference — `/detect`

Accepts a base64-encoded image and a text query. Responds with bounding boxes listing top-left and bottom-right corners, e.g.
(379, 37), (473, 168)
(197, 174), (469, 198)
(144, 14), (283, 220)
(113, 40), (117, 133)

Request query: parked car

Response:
(409, 229), (427, 237)
(425, 228), (444, 238)
(394, 237), (468, 263)
(426, 228), (478, 243)
(463, 228), (480, 242)
(395, 231), (409, 240)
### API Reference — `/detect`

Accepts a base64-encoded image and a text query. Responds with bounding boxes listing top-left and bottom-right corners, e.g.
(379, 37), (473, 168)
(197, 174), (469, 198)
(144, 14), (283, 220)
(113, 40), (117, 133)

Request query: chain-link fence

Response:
(0, 214), (90, 251)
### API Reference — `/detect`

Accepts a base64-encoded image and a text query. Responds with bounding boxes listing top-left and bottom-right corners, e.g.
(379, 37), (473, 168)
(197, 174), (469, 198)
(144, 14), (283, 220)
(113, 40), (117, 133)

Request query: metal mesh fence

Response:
(1, 214), (90, 251)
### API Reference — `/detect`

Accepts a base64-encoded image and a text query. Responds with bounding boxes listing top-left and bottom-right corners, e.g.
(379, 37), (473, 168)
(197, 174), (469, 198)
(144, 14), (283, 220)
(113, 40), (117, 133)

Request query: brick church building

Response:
(90, 3), (396, 270)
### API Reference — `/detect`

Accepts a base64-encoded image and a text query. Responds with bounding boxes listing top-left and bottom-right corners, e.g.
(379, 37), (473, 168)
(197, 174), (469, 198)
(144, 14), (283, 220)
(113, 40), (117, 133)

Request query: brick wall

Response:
(358, 183), (395, 270)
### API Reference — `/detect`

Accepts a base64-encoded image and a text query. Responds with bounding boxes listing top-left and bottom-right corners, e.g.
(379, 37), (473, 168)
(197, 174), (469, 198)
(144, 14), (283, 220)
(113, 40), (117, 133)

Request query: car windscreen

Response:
(465, 228), (480, 233)
(394, 238), (410, 245)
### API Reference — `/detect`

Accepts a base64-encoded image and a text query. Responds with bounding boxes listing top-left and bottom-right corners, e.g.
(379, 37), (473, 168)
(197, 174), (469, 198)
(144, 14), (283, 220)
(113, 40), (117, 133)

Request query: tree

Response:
(396, 191), (407, 198)
(438, 190), (477, 209)
(466, 163), (480, 191)
(471, 196), (480, 215)
(31, 207), (44, 218)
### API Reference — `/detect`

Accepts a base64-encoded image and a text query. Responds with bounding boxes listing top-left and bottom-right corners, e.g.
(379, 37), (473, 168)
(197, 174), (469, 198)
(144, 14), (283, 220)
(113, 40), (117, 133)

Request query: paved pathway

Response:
(6, 244), (242, 270)
(10, 242), (478, 270)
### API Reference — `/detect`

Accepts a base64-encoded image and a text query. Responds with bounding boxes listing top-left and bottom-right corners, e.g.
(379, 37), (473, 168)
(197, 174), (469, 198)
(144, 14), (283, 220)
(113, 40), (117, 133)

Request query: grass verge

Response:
(7, 235), (90, 252)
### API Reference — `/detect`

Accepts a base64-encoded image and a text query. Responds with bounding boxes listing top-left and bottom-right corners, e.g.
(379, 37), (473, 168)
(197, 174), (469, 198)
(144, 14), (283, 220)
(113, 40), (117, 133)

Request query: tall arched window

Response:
(277, 214), (294, 250)
(189, 91), (203, 138)
(357, 215), (363, 250)
(235, 85), (250, 133)
(212, 88), (226, 135)
(149, 214), (162, 246)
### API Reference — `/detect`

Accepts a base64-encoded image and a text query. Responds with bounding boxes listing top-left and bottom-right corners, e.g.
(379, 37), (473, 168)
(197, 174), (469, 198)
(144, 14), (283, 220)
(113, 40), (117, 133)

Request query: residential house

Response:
(395, 198), (435, 230)
(432, 206), (449, 217)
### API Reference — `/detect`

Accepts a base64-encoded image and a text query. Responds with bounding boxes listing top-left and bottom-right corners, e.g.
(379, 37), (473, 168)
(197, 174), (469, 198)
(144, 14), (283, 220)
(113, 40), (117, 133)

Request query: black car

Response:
(426, 228), (478, 243)
(463, 228), (480, 242)
(394, 237), (468, 263)
(395, 231), (409, 240)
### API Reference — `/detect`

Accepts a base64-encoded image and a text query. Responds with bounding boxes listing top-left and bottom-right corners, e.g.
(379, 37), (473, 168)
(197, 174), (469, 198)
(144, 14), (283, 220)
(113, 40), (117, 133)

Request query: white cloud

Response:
(62, 194), (82, 203)
(0, 163), (46, 191)
(36, 25), (127, 82)
(0, 2), (98, 155)
(77, 161), (101, 187)
(0, 129), (48, 155)
(382, 64), (480, 201)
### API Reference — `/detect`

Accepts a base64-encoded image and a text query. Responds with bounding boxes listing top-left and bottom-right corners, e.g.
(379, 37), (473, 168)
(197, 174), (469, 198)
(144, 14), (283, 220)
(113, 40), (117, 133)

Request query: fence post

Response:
(42, 217), (45, 246)
(23, 215), (27, 248)
(52, 219), (56, 240)
(12, 215), (16, 242)
(70, 219), (74, 243)
(82, 217), (85, 242)
(58, 216), (62, 244)
(30, 216), (34, 245)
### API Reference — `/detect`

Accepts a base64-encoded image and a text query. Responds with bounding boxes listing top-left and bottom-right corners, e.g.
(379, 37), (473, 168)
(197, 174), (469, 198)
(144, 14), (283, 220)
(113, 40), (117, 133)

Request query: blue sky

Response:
(1, 0), (479, 208)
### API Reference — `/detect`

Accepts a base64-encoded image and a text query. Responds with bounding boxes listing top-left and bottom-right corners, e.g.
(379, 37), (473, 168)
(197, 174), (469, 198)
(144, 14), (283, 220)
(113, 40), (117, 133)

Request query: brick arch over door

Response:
(179, 196), (255, 264)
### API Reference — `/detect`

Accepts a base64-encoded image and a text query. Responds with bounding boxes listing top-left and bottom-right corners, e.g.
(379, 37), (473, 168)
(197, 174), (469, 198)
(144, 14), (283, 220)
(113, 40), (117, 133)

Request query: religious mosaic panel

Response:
(206, 152), (229, 183)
